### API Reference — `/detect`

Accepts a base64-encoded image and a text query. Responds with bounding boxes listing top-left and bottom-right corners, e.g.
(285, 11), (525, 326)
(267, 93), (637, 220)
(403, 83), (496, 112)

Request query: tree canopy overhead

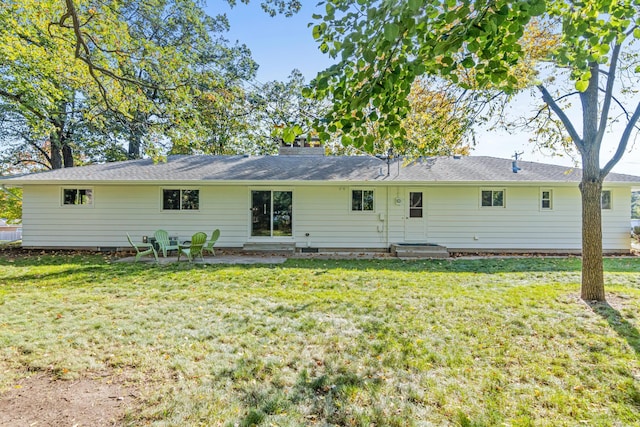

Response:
(309, 0), (548, 149)
(311, 0), (640, 301)
(0, 0), (269, 170)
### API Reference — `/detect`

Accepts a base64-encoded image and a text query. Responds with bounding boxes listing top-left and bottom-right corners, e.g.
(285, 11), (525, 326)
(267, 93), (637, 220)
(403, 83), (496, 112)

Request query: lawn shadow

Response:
(284, 257), (589, 274)
(589, 300), (640, 357)
(3, 245), (640, 275)
(0, 254), (166, 288)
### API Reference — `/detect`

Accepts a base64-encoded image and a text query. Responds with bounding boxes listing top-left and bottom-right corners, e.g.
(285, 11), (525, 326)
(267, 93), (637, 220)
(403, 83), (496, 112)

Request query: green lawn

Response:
(1, 253), (640, 426)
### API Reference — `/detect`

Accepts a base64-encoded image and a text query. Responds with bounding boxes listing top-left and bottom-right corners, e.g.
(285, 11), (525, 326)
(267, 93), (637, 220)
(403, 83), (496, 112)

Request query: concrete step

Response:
(243, 242), (296, 254)
(391, 243), (449, 259)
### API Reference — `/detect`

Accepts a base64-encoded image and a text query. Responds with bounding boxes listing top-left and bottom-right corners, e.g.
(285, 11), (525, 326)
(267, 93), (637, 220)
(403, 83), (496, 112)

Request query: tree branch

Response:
(529, 91), (580, 124)
(601, 100), (640, 177)
(537, 84), (585, 152)
(55, 0), (178, 115)
(62, 0), (111, 109)
(15, 133), (54, 167)
(13, 158), (53, 170)
(596, 40), (621, 147)
(599, 88), (640, 131)
(0, 89), (47, 121)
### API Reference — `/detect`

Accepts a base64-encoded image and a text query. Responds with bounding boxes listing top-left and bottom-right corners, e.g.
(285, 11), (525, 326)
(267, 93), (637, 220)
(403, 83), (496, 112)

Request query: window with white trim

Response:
(351, 189), (374, 211)
(541, 189), (553, 210)
(162, 189), (199, 210)
(601, 190), (612, 210)
(481, 189), (505, 207)
(62, 188), (93, 206)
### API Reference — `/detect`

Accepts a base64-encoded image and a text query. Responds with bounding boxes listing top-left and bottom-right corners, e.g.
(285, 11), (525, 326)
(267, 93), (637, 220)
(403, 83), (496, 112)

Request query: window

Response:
(409, 192), (423, 218)
(601, 190), (612, 210)
(352, 189), (374, 211)
(63, 188), (93, 205)
(541, 189), (553, 210)
(163, 189), (199, 210)
(251, 190), (293, 237)
(481, 189), (505, 207)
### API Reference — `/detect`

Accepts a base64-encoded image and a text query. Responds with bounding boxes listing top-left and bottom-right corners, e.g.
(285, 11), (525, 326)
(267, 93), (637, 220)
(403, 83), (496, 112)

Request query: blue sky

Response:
(206, 2), (640, 175)
(212, 1), (332, 83)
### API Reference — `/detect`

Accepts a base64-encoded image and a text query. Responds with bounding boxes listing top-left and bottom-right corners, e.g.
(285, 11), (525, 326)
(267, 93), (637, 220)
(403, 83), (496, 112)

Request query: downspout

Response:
(385, 186), (390, 251)
(384, 150), (393, 250)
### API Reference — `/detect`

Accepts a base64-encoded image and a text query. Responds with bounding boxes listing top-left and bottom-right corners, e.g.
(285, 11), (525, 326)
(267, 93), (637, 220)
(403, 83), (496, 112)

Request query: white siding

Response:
(293, 186), (387, 249)
(603, 187), (633, 250)
(423, 186), (630, 251)
(21, 183), (633, 251)
(22, 185), (251, 248)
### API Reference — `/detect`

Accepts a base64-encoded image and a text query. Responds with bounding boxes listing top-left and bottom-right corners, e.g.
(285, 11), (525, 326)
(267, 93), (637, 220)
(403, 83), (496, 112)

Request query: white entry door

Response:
(404, 190), (426, 241)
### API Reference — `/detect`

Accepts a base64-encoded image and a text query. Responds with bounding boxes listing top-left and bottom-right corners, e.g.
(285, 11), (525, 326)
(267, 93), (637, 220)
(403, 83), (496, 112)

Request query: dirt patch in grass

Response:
(0, 372), (137, 426)
(0, 245), (128, 260)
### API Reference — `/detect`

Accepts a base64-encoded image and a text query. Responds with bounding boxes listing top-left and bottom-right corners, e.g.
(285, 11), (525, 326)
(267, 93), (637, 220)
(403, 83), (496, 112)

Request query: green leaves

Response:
(312, 23), (326, 40)
(383, 23), (400, 41)
(460, 57), (475, 69)
(282, 125), (303, 143)
(310, 0), (542, 147)
(0, 0), (260, 167)
(575, 79), (589, 92)
(407, 0), (421, 12)
(310, 0), (640, 162)
(528, 0), (546, 16)
(363, 49), (376, 63)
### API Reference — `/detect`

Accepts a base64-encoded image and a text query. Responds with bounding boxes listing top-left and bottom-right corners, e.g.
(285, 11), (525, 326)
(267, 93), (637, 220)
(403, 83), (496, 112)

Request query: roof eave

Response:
(8, 178), (640, 187)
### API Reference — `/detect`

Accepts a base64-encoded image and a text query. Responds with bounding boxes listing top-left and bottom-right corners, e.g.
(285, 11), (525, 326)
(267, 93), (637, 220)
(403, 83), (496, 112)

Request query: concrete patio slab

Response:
(116, 253), (288, 265)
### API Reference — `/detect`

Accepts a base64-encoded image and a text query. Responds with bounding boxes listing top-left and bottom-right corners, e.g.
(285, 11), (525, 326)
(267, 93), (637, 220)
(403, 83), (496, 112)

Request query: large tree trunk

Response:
(580, 178), (605, 301)
(50, 140), (63, 169)
(62, 143), (74, 168)
(49, 140), (74, 169)
(578, 66), (606, 302)
(128, 114), (146, 159)
(128, 138), (141, 159)
(50, 108), (63, 169)
(50, 111), (74, 169)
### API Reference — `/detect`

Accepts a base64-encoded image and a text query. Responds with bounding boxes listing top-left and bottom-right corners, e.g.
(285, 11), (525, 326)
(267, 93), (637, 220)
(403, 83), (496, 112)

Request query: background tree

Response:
(311, 0), (640, 302)
(115, 0), (258, 158)
(330, 77), (477, 156)
(243, 70), (329, 154)
(0, 188), (22, 224)
(633, 191), (640, 220)
(0, 0), (258, 170)
(381, 77), (478, 157)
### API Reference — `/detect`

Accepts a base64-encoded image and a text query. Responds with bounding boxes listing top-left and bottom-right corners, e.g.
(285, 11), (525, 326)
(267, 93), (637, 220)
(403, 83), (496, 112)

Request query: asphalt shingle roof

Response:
(3, 155), (640, 185)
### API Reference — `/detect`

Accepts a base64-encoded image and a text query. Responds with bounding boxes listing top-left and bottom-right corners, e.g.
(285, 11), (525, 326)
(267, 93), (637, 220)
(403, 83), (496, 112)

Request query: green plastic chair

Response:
(154, 229), (179, 257)
(126, 233), (158, 263)
(177, 232), (207, 263)
(203, 229), (220, 256)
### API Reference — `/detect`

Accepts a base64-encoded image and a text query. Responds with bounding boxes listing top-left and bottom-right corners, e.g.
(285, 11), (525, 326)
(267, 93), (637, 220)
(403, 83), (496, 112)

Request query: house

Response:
(3, 145), (640, 254)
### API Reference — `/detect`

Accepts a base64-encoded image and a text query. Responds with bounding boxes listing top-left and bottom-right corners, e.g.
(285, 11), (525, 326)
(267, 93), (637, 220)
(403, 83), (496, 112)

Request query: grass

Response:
(1, 253), (640, 426)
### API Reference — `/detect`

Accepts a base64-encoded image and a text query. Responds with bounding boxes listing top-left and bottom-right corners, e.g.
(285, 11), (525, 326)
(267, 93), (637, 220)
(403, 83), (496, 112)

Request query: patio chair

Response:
(126, 233), (158, 263)
(203, 229), (220, 256)
(177, 232), (207, 263)
(154, 229), (179, 257)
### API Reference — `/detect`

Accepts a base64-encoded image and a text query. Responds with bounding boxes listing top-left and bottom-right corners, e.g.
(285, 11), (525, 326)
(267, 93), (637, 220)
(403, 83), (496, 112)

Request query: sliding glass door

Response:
(251, 190), (292, 237)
